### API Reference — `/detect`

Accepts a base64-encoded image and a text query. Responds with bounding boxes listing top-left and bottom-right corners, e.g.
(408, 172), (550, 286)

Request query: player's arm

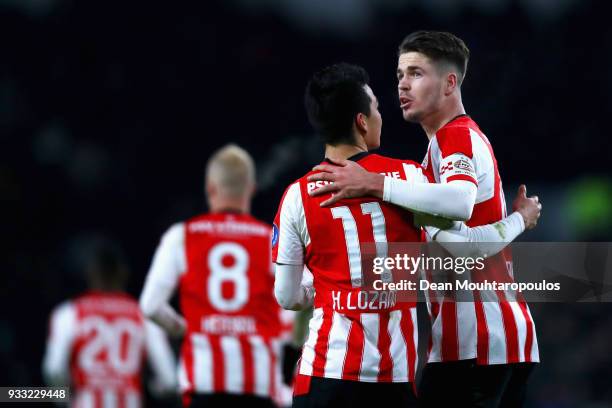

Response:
(42, 302), (76, 386)
(143, 320), (178, 395)
(139, 223), (187, 338)
(424, 185), (542, 258)
(273, 182), (314, 311)
(274, 265), (314, 311)
(307, 158), (477, 221)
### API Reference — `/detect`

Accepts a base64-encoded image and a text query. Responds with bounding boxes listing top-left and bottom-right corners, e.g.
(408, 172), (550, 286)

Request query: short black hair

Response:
(304, 63), (372, 146)
(398, 31), (470, 84)
(86, 239), (128, 289)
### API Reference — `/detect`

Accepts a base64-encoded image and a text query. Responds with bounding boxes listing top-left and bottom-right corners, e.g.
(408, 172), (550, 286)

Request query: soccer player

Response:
(307, 31), (540, 407)
(273, 62), (423, 408)
(42, 240), (177, 408)
(139, 145), (290, 408)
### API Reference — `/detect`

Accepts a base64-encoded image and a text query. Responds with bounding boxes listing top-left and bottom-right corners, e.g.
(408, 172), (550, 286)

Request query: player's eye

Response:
(411, 71), (422, 78)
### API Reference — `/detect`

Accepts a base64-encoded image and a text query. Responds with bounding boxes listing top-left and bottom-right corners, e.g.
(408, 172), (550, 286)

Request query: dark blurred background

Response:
(1, 0), (611, 406)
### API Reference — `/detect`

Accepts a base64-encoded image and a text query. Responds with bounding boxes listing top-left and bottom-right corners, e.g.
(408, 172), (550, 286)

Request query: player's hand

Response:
(512, 184), (542, 230)
(307, 158), (384, 207)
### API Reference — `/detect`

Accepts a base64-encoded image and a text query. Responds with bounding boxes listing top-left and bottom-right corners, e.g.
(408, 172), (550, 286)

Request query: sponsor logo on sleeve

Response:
(454, 158), (474, 173)
(271, 223), (279, 247)
(440, 161), (454, 175)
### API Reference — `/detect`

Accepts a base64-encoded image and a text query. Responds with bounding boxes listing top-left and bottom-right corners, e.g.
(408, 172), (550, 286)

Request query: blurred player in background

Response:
(140, 144), (292, 408)
(42, 240), (177, 408)
(307, 31), (540, 407)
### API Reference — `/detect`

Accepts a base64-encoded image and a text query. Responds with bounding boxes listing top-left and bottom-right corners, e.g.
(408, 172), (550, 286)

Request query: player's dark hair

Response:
(398, 31), (470, 84)
(86, 239), (129, 290)
(304, 63), (372, 146)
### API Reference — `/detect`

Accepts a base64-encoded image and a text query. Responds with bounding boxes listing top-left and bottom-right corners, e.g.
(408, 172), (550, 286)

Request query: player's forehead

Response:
(397, 51), (432, 70)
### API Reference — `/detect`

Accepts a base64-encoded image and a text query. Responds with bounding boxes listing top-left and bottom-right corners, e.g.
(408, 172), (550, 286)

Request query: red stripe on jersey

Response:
(311, 310), (333, 378)
(441, 300), (459, 361)
(473, 292), (490, 365)
(239, 337), (255, 394)
(400, 309), (417, 382)
(519, 301), (534, 362)
(377, 313), (393, 382)
(447, 174), (478, 186)
(342, 319), (364, 380)
(209, 336), (225, 392)
(293, 373), (312, 396)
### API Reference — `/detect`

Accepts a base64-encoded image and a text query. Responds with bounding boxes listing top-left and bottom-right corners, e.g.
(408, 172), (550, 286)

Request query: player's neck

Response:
(421, 99), (466, 139)
(209, 198), (249, 214)
(324, 143), (368, 162)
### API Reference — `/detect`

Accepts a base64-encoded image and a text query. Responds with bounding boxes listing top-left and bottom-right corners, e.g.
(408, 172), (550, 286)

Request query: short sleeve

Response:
(435, 127), (477, 186)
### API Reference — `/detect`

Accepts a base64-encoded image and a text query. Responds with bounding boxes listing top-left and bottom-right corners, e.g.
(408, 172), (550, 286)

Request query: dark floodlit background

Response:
(2, 0), (611, 406)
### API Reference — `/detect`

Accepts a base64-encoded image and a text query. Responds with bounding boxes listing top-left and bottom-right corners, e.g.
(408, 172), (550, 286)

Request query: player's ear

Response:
(355, 112), (368, 134)
(205, 179), (216, 198)
(445, 72), (458, 95)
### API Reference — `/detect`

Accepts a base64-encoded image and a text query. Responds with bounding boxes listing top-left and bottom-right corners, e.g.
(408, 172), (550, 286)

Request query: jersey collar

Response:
(442, 114), (470, 129)
(323, 151), (371, 164)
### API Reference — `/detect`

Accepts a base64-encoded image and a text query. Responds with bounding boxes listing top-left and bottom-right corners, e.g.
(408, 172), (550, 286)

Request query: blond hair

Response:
(206, 144), (255, 198)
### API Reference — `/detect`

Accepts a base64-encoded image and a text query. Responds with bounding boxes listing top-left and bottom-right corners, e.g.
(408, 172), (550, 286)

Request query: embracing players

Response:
(273, 61), (540, 407)
(307, 31), (540, 407)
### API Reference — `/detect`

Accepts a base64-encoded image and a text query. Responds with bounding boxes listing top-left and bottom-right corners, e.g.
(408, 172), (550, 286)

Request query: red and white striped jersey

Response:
(43, 291), (176, 408)
(273, 153), (422, 383)
(169, 213), (288, 402)
(421, 115), (539, 365)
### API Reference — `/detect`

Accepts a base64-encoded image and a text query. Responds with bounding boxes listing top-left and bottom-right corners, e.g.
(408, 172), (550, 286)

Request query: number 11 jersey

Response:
(272, 152), (424, 383)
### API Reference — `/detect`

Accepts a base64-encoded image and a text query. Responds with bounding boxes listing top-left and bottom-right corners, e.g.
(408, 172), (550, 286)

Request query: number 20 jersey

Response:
(272, 153), (423, 383)
(178, 213), (286, 400)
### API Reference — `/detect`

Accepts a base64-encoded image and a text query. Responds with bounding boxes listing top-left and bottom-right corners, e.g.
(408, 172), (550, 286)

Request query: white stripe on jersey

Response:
(359, 314), (380, 382)
(125, 391), (140, 408)
(221, 336), (244, 393)
(249, 335), (271, 397)
(192, 334), (214, 392)
(323, 312), (351, 378)
(482, 300), (506, 365)
(102, 389), (116, 408)
(299, 308), (324, 376)
(388, 310), (408, 380)
(509, 301), (528, 362)
(76, 389), (94, 408)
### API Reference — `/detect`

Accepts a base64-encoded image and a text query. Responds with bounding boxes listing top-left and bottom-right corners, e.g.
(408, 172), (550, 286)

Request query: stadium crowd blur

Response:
(1, 0), (611, 406)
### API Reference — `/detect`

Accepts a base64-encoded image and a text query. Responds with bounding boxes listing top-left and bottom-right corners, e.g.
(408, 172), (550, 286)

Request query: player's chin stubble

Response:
(404, 110), (422, 123)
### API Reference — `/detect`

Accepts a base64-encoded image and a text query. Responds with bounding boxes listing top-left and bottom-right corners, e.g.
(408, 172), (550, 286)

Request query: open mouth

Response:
(399, 96), (413, 109)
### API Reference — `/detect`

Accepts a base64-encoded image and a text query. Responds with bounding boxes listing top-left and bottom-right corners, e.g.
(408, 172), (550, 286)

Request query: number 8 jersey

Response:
(272, 153), (424, 384)
(149, 212), (288, 402)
